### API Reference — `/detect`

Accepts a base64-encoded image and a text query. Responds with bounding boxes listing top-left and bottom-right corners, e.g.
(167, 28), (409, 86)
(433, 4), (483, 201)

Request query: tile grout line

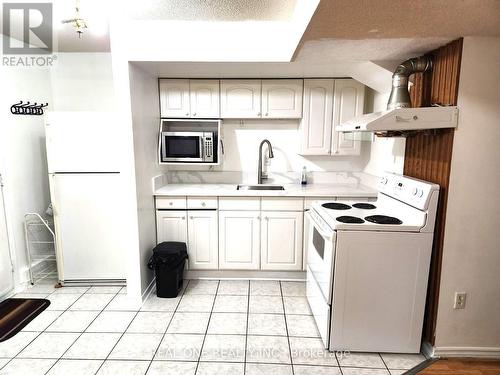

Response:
(280, 281), (295, 375)
(243, 279), (250, 375)
(379, 352), (391, 374)
(91, 290), (146, 375)
(194, 280), (220, 375)
(42, 290), (121, 375)
(143, 278), (190, 374)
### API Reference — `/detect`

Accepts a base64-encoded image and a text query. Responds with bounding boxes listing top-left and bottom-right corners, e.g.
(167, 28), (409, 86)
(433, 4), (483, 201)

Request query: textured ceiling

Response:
(301, 0), (500, 41)
(126, 0), (298, 21)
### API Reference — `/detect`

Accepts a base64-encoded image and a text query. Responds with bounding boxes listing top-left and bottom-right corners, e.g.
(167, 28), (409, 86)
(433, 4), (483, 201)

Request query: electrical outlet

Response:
(454, 292), (467, 309)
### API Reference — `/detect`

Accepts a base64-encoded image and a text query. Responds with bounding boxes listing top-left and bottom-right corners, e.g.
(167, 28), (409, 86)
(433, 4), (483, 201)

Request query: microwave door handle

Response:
(199, 136), (204, 160)
(305, 212), (333, 241)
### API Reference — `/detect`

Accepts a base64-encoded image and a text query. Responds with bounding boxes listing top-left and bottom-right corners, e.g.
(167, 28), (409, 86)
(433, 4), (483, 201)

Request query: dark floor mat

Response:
(0, 298), (50, 342)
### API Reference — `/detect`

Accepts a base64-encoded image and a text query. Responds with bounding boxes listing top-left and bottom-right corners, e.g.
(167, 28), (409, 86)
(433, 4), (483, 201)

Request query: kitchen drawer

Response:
(261, 197), (303, 211)
(304, 197), (336, 210)
(219, 197), (260, 210)
(156, 197), (187, 209)
(187, 197), (218, 209)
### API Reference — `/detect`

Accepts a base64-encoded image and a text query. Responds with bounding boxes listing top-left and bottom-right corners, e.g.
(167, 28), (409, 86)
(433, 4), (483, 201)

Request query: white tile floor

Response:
(0, 280), (427, 374)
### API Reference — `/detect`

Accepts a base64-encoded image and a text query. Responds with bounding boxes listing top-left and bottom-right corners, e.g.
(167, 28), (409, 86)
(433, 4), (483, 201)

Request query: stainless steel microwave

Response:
(160, 131), (214, 163)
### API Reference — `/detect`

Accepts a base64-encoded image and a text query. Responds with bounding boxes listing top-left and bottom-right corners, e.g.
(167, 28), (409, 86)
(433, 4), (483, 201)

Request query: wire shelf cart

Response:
(24, 213), (58, 285)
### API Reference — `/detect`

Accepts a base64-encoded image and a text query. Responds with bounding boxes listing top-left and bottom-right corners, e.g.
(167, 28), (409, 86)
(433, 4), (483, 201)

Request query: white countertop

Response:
(154, 183), (377, 198)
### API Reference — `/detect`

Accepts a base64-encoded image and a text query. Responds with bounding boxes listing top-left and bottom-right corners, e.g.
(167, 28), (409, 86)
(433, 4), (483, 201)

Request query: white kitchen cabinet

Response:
(331, 79), (365, 155)
(187, 211), (218, 269)
(189, 80), (220, 118)
(261, 211), (303, 271)
(156, 210), (187, 243)
(219, 210), (260, 269)
(300, 79), (334, 155)
(159, 79), (190, 118)
(220, 80), (262, 118)
(262, 80), (303, 119)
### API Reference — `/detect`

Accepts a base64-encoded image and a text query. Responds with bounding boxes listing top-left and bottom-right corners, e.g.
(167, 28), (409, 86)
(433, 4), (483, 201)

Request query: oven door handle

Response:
(305, 211), (333, 241)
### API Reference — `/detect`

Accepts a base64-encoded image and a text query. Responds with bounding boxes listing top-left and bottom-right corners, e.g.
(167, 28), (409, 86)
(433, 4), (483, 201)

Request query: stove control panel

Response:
(378, 173), (439, 210)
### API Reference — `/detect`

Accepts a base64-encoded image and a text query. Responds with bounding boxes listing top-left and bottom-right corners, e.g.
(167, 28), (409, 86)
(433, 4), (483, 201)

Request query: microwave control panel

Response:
(204, 133), (214, 161)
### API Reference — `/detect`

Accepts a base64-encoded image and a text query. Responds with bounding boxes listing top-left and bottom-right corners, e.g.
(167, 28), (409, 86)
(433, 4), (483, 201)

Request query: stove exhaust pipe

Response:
(387, 56), (433, 110)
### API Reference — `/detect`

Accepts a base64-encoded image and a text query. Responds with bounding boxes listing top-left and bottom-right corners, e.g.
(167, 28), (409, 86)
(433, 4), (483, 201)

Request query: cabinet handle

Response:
(201, 202), (206, 207)
(193, 112), (197, 116)
(190, 216), (194, 220)
(264, 216), (269, 221)
(265, 113), (268, 116)
(257, 112), (261, 116)
(182, 216), (185, 220)
(185, 112), (189, 116)
(169, 202), (173, 206)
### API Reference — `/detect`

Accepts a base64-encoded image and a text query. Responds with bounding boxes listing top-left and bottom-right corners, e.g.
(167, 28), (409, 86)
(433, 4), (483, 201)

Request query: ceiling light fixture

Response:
(62, 0), (88, 39)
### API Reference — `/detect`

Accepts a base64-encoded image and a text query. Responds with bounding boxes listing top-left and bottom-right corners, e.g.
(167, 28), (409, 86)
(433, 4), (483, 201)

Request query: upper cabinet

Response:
(331, 79), (365, 155)
(299, 78), (365, 156)
(220, 80), (262, 118)
(159, 79), (220, 118)
(159, 79), (190, 118)
(262, 80), (303, 119)
(300, 79), (334, 155)
(221, 79), (303, 119)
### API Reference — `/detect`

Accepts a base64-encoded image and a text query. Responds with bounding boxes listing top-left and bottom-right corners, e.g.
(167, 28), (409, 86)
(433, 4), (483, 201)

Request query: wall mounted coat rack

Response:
(10, 101), (49, 116)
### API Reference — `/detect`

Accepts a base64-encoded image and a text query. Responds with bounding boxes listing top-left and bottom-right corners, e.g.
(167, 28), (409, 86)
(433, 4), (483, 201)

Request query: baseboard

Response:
(433, 346), (500, 359)
(185, 270), (306, 281)
(142, 277), (156, 302)
(421, 340), (436, 358)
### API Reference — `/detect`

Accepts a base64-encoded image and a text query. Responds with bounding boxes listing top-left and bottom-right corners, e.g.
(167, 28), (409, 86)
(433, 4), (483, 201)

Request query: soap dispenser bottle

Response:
(301, 166), (308, 186)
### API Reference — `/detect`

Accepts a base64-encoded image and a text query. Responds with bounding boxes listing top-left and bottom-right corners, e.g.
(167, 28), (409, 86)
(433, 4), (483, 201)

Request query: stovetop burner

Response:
(322, 202), (351, 210)
(336, 216), (365, 224)
(352, 203), (377, 210)
(365, 215), (403, 225)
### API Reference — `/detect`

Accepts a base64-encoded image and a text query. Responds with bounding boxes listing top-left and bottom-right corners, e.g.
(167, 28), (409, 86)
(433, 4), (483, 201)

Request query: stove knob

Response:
(412, 188), (418, 196)
(418, 189), (424, 198)
(380, 177), (388, 185)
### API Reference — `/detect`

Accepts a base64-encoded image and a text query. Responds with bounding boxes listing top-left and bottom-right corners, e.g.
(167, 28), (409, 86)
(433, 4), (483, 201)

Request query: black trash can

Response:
(147, 242), (188, 298)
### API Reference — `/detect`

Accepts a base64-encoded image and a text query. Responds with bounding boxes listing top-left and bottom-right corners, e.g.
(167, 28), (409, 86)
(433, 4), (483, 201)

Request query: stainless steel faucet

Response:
(258, 139), (274, 184)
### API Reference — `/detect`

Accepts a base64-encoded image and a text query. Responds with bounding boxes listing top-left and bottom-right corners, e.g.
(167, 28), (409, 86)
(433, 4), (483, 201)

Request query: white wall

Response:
(129, 63), (162, 295)
(0, 67), (52, 289)
(434, 37), (500, 356)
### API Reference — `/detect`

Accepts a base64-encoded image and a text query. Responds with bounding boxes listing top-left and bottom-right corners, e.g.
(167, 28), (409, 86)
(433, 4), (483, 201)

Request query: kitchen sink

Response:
(237, 184), (285, 191)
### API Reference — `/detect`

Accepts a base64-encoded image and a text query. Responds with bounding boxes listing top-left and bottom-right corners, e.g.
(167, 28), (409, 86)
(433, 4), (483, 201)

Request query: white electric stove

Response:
(306, 172), (439, 353)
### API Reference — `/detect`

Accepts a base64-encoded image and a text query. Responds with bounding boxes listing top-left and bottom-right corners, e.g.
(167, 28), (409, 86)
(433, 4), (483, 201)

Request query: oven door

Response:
(306, 210), (336, 303)
(161, 132), (204, 162)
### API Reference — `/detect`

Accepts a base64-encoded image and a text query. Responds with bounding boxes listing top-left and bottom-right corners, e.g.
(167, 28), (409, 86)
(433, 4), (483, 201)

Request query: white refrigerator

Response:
(46, 112), (126, 284)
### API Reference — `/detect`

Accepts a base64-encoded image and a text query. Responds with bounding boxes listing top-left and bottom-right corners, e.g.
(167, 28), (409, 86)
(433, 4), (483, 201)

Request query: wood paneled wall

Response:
(405, 38), (463, 345)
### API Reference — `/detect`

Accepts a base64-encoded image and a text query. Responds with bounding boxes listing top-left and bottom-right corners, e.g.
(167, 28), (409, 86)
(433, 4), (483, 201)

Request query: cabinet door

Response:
(189, 80), (220, 118)
(220, 80), (261, 118)
(262, 79), (303, 119)
(159, 79), (190, 118)
(261, 211), (303, 271)
(156, 210), (187, 243)
(187, 211), (218, 269)
(219, 211), (260, 269)
(299, 79), (334, 155)
(331, 79), (365, 155)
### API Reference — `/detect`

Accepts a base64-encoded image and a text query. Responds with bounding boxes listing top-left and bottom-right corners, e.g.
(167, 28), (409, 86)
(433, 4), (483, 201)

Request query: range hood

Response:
(337, 56), (459, 134)
(336, 106), (458, 132)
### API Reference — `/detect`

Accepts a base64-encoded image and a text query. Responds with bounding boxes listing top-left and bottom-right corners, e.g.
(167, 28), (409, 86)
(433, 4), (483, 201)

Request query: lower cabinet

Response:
(187, 211), (218, 270)
(218, 211), (260, 270)
(156, 210), (187, 243)
(156, 210), (218, 270)
(261, 211), (303, 271)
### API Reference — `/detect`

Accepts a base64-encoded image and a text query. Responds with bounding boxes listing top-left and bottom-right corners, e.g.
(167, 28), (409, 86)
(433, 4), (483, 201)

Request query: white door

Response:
(159, 79), (190, 118)
(219, 211), (260, 269)
(261, 211), (303, 270)
(189, 80), (220, 118)
(220, 80), (262, 118)
(187, 211), (218, 269)
(300, 79), (334, 155)
(45, 112), (120, 173)
(261, 79), (303, 119)
(331, 79), (365, 156)
(0, 176), (13, 298)
(156, 210), (188, 244)
(51, 173), (126, 281)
